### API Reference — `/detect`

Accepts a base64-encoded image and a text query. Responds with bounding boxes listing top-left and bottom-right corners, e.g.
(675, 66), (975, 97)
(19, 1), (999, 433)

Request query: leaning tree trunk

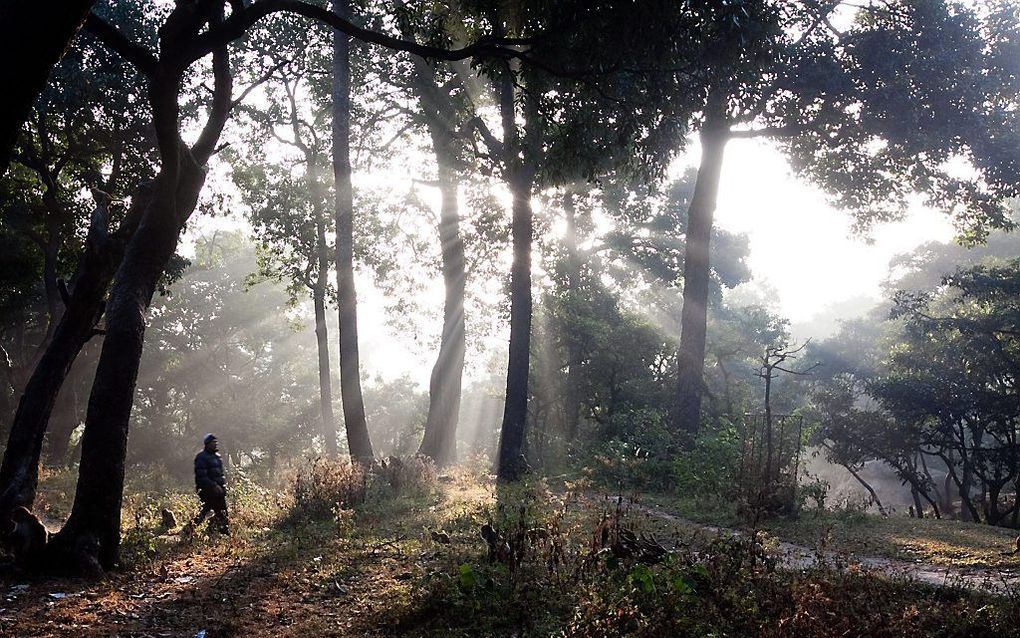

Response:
(331, 0), (373, 464)
(49, 157), (206, 570)
(418, 139), (466, 467)
(0, 191), (136, 519)
(0, 0), (96, 171)
(313, 216), (338, 457)
(674, 116), (729, 443)
(497, 165), (535, 482)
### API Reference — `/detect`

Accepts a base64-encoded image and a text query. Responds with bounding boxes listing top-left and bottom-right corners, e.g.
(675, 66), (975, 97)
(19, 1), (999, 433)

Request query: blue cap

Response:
(203, 433), (217, 445)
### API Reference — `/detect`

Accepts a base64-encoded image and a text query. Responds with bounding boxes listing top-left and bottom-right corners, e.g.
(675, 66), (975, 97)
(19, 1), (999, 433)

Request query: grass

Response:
(2, 465), (1018, 637)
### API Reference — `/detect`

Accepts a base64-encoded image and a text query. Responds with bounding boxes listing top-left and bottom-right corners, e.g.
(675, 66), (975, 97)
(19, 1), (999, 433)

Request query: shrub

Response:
(586, 410), (676, 491)
(375, 454), (438, 496)
(672, 421), (742, 496)
(291, 456), (366, 519)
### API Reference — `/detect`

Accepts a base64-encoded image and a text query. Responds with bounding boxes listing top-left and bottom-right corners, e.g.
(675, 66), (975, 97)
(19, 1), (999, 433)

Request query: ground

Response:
(642, 492), (1020, 569)
(2, 467), (1018, 637)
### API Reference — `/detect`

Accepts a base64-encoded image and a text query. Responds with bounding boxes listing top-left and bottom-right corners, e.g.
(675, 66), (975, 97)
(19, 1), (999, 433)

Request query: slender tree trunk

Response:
(41, 228), (63, 345)
(313, 219), (338, 457)
(763, 367), (774, 482)
(843, 463), (886, 515)
(674, 116), (729, 443)
(910, 486), (924, 518)
(562, 191), (582, 442)
(0, 0), (96, 172)
(418, 130), (466, 467)
(331, 0), (373, 464)
(497, 165), (535, 482)
(944, 453), (982, 523)
(494, 65), (536, 482)
(0, 192), (133, 519)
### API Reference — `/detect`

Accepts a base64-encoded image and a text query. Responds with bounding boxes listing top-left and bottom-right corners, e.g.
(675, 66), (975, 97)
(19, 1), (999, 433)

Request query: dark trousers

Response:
(194, 486), (229, 531)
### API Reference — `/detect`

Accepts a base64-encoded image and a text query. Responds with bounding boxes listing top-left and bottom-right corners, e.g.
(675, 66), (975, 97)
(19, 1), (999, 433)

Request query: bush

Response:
(672, 421), (742, 496)
(375, 454), (438, 496)
(586, 410), (676, 491)
(291, 456), (366, 519)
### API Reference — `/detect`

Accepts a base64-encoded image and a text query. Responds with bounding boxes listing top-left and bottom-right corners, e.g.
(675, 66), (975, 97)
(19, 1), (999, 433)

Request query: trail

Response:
(605, 496), (1020, 595)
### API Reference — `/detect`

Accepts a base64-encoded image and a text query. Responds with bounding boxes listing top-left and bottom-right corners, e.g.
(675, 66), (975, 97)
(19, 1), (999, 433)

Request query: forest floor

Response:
(616, 495), (1020, 592)
(1, 468), (1018, 637)
(641, 492), (1020, 570)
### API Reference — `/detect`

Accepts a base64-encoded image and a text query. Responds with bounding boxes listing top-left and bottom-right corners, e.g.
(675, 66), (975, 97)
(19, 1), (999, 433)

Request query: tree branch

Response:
(84, 13), (158, 79)
(185, 0), (529, 68)
(192, 7), (233, 164)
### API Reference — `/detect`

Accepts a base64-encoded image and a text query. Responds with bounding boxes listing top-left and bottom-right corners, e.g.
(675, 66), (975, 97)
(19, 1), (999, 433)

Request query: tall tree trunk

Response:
(0, 0), (96, 171)
(763, 367), (774, 482)
(40, 227), (63, 346)
(0, 191), (136, 519)
(497, 164), (535, 482)
(313, 218), (338, 457)
(562, 191), (583, 442)
(49, 156), (206, 570)
(674, 116), (730, 443)
(494, 65), (536, 483)
(418, 130), (466, 467)
(331, 0), (373, 464)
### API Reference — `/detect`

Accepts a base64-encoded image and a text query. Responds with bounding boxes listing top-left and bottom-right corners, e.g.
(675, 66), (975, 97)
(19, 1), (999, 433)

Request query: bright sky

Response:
(708, 138), (955, 326)
(185, 136), (961, 384)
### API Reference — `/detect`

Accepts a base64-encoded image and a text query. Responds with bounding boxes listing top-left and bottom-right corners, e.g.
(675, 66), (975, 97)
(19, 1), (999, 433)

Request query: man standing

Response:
(193, 434), (229, 534)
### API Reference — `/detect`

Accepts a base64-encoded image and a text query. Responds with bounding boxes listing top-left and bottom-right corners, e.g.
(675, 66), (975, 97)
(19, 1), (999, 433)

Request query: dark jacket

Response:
(194, 450), (226, 492)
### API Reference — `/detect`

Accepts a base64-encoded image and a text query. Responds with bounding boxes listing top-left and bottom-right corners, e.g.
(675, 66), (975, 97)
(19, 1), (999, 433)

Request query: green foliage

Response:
(673, 422), (743, 497)
(586, 410), (676, 491)
(813, 257), (1020, 525)
(129, 233), (326, 475)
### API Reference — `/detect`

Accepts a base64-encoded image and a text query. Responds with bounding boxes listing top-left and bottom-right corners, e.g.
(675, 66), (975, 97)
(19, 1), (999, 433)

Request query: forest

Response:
(1, 0), (1019, 636)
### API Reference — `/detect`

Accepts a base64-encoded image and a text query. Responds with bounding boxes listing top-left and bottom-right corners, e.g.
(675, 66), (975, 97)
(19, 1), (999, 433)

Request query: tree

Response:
(0, 6), (160, 514)
(402, 57), (469, 467)
(35, 0), (529, 570)
(874, 262), (1020, 526)
(331, 0), (374, 464)
(232, 22), (340, 456)
(675, 0), (1020, 442)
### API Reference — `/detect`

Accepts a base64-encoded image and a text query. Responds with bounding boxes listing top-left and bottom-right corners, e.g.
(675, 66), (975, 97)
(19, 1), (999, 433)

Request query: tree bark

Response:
(331, 0), (373, 464)
(418, 142), (466, 467)
(494, 63), (536, 483)
(497, 165), (535, 482)
(40, 227), (64, 346)
(313, 219), (338, 457)
(49, 154), (206, 570)
(0, 191), (138, 519)
(0, 0), (96, 172)
(674, 115), (729, 443)
(562, 191), (583, 442)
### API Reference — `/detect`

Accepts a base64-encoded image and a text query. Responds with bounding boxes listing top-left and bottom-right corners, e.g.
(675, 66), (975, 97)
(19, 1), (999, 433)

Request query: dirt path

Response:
(610, 496), (1020, 594)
